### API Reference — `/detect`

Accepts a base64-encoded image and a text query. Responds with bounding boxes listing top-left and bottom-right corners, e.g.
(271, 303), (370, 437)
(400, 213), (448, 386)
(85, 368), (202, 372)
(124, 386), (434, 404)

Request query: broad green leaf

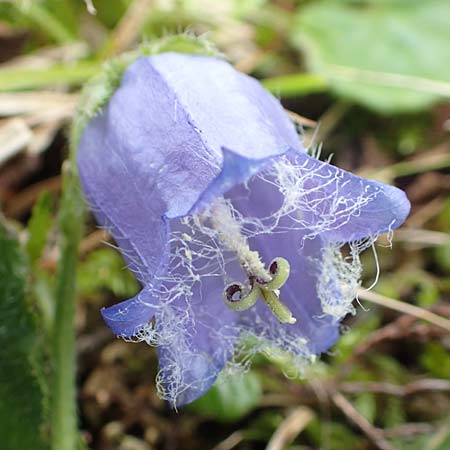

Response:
(0, 223), (48, 450)
(189, 371), (262, 422)
(291, 0), (450, 113)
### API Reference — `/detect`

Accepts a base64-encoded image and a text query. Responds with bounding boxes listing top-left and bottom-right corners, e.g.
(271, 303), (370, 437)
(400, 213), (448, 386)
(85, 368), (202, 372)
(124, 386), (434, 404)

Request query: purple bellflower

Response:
(77, 52), (410, 407)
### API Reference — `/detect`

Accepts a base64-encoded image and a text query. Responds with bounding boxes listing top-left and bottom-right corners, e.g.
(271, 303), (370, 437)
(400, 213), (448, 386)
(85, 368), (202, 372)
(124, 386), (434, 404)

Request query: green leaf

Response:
(435, 198), (450, 272)
(430, 426), (450, 450)
(332, 315), (380, 364)
(26, 191), (56, 333)
(27, 191), (53, 266)
(368, 354), (408, 383)
(41, 0), (80, 37)
(420, 343), (450, 379)
(391, 432), (445, 450)
(78, 248), (139, 298)
(189, 371), (262, 422)
(382, 397), (405, 428)
(416, 278), (440, 307)
(291, 0), (450, 113)
(12, 1), (76, 44)
(91, 0), (129, 28)
(0, 62), (101, 92)
(262, 72), (328, 97)
(354, 393), (377, 424)
(245, 411), (283, 441)
(0, 223), (48, 450)
(305, 419), (364, 450)
(435, 243), (450, 272)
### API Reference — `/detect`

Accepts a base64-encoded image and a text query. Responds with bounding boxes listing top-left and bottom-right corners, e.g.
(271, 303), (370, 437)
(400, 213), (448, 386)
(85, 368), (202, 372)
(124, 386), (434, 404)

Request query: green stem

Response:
(51, 119), (85, 450)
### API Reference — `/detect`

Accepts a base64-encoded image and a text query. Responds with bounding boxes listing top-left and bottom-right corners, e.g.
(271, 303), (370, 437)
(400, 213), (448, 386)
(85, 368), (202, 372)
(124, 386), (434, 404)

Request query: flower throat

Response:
(209, 198), (296, 324)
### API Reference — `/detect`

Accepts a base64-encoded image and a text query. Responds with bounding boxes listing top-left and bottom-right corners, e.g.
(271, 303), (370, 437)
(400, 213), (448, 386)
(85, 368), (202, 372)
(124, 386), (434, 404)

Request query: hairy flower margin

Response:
(77, 51), (410, 407)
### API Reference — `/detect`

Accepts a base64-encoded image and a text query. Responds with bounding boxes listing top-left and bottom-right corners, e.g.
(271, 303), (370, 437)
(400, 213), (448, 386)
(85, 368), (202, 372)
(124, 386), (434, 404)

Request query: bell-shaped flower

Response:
(77, 52), (410, 407)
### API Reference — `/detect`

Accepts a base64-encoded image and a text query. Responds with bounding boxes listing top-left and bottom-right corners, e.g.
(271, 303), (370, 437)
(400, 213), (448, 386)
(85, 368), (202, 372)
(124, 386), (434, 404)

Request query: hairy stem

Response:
(51, 124), (85, 450)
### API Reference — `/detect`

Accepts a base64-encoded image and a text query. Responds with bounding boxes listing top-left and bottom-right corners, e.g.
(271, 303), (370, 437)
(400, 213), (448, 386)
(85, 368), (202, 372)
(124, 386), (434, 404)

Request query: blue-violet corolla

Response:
(77, 52), (410, 407)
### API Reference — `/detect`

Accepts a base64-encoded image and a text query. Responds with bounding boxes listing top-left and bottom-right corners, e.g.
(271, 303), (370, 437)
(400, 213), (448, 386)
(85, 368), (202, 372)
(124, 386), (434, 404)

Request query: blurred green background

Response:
(0, 1), (449, 450)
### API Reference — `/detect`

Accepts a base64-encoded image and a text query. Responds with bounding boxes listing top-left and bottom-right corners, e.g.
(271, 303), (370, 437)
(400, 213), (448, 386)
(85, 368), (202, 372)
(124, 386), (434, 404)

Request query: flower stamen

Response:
(260, 289), (297, 324)
(259, 257), (290, 290)
(210, 198), (296, 324)
(224, 281), (260, 311)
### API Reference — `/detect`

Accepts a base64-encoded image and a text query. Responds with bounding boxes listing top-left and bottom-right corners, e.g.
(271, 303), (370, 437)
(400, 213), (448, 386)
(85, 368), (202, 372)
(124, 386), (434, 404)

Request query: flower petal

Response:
(227, 177), (339, 356)
(284, 152), (411, 242)
(149, 52), (302, 163)
(156, 269), (240, 407)
(78, 53), (303, 284)
(243, 233), (339, 356)
(77, 109), (170, 284)
(192, 147), (283, 214)
(141, 216), (244, 407)
(78, 51), (412, 409)
(101, 289), (158, 337)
